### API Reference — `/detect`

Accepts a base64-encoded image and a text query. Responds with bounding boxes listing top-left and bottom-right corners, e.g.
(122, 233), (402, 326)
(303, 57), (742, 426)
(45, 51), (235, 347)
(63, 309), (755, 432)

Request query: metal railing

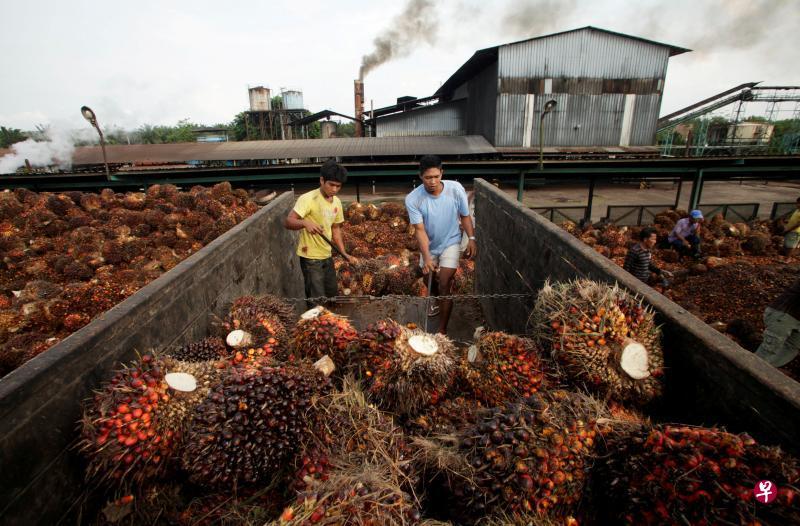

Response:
(531, 206), (588, 223)
(604, 204), (674, 226)
(771, 202), (797, 221)
(698, 203), (760, 222)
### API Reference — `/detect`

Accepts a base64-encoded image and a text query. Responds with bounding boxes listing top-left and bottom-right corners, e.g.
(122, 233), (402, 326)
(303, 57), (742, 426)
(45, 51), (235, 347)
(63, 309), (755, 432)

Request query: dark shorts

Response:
(299, 256), (337, 307)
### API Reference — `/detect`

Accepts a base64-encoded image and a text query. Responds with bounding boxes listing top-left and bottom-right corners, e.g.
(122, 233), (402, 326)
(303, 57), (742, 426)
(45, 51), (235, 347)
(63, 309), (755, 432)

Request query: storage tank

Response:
(248, 86), (272, 111)
(281, 89), (305, 110)
(321, 120), (337, 138)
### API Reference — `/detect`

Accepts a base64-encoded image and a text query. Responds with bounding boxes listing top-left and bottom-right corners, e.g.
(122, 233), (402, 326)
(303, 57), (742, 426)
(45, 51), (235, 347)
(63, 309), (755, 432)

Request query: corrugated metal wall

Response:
(376, 100), (466, 137)
(465, 61), (498, 143)
(498, 29), (671, 79)
(493, 28), (671, 147)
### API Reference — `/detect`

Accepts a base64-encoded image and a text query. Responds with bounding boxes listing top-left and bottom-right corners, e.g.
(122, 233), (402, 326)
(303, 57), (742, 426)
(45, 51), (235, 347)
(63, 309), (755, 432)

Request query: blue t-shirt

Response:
(405, 180), (470, 256)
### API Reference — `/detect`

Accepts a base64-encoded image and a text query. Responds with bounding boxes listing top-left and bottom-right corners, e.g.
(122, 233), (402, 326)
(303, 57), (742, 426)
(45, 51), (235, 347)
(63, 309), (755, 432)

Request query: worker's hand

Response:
(345, 254), (359, 265)
(463, 239), (477, 259)
(421, 257), (437, 276)
(682, 240), (691, 248)
(303, 219), (324, 236)
(662, 270), (673, 278)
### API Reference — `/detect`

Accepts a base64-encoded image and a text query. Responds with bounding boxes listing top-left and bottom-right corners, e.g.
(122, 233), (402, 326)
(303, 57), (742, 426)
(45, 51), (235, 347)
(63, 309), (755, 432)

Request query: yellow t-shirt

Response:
(787, 209), (800, 234)
(293, 189), (344, 259)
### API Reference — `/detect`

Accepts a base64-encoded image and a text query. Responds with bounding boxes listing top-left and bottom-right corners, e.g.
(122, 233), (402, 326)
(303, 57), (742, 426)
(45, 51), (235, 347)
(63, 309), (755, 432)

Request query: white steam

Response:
(0, 125), (90, 175)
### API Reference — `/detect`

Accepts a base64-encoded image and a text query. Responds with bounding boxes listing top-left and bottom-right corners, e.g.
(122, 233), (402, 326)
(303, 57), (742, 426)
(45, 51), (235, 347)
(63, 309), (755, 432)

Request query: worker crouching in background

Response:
(623, 227), (672, 286)
(668, 209), (704, 260)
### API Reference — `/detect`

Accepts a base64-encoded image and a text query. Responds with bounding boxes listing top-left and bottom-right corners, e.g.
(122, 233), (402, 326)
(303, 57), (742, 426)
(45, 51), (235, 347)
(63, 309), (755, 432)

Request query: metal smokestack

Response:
(354, 79), (365, 138)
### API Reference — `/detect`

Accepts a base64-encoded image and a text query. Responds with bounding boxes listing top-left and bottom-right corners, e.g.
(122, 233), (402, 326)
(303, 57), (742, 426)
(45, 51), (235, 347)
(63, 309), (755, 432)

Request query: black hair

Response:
(639, 227), (658, 241)
(320, 159), (347, 183)
(796, 196), (800, 203)
(419, 155), (442, 174)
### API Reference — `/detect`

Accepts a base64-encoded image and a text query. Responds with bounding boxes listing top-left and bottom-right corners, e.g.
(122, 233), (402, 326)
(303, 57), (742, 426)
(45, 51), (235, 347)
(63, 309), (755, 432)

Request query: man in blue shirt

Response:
(405, 155), (476, 334)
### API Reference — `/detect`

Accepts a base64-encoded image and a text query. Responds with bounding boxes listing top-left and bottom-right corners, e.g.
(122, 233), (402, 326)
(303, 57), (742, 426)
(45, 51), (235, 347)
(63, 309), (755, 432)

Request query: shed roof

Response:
(68, 136), (497, 165)
(436, 26), (690, 97)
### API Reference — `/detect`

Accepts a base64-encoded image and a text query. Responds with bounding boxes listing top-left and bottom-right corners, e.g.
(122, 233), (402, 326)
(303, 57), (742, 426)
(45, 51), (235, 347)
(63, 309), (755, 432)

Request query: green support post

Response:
(517, 170), (526, 202)
(688, 169), (704, 211)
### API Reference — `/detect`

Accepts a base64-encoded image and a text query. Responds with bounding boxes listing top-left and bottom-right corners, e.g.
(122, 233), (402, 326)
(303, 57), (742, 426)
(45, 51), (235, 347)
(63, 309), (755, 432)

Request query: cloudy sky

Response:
(1, 0), (798, 132)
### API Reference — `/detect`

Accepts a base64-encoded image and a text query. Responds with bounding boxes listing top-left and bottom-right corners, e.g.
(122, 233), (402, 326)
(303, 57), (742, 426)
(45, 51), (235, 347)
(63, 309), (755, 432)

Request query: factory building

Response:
(372, 27), (689, 148)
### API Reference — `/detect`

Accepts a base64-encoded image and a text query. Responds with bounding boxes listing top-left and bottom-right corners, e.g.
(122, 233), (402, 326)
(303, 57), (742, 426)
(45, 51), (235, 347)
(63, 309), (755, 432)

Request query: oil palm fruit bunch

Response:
(290, 306), (358, 367)
(349, 318), (404, 377)
(362, 322), (457, 417)
(224, 294), (294, 349)
(384, 265), (418, 295)
(286, 377), (421, 524)
(169, 336), (229, 362)
(593, 423), (800, 525)
(533, 279), (664, 405)
(406, 396), (484, 435)
(79, 354), (179, 485)
(181, 361), (330, 487)
(334, 258), (387, 296)
(178, 487), (283, 526)
(275, 472), (422, 526)
(460, 331), (550, 406)
(155, 358), (226, 440)
(416, 391), (599, 523)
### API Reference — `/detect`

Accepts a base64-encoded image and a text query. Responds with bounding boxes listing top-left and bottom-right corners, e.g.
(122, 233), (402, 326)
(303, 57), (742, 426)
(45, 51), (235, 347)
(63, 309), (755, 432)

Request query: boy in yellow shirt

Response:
(284, 160), (357, 306)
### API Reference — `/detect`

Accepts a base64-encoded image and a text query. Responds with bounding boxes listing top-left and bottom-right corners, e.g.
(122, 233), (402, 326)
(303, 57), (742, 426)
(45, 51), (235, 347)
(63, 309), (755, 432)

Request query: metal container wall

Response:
(376, 100), (466, 137)
(281, 90), (305, 110)
(248, 86), (272, 111)
(498, 29), (671, 79)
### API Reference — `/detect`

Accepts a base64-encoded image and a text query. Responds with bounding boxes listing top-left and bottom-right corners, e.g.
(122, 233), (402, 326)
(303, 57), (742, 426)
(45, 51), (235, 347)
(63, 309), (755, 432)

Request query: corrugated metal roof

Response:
(68, 136), (497, 165)
(437, 26), (689, 96)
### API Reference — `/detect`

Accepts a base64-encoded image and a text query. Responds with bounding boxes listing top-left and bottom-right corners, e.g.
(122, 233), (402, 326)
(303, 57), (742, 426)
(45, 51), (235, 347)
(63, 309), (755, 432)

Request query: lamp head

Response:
(543, 99), (558, 114)
(80, 106), (97, 126)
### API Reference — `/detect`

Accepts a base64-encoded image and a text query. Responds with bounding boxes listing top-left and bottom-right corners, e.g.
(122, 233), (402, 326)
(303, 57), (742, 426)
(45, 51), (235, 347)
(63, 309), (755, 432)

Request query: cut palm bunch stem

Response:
(78, 353), (224, 486)
(459, 330), (552, 406)
(413, 391), (602, 524)
(290, 306), (359, 368)
(532, 279), (664, 405)
(355, 319), (457, 417)
(181, 360), (331, 488)
(592, 422), (800, 525)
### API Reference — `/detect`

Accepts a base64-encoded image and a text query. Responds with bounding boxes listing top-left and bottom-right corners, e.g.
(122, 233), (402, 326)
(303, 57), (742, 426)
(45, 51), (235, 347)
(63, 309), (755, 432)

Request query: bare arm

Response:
(331, 223), (356, 263)
(414, 223), (436, 275)
(460, 214), (477, 258)
(284, 210), (323, 235)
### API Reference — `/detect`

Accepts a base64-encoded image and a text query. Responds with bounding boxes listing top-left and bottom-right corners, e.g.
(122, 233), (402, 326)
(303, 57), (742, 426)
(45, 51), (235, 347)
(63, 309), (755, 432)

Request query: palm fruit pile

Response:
(406, 396), (484, 435)
(169, 336), (229, 362)
(342, 200), (418, 258)
(182, 360), (329, 487)
(290, 306), (358, 367)
(79, 354), (177, 486)
(278, 378), (421, 525)
(0, 183), (258, 377)
(334, 258), (388, 296)
(358, 320), (458, 417)
(459, 331), (550, 406)
(593, 423), (800, 525)
(415, 391), (599, 524)
(533, 279), (664, 405)
(222, 294), (295, 361)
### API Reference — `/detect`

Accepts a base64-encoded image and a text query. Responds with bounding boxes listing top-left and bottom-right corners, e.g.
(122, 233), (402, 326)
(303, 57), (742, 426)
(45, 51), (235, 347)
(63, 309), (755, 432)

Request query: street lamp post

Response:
(538, 99), (558, 172)
(80, 106), (110, 180)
